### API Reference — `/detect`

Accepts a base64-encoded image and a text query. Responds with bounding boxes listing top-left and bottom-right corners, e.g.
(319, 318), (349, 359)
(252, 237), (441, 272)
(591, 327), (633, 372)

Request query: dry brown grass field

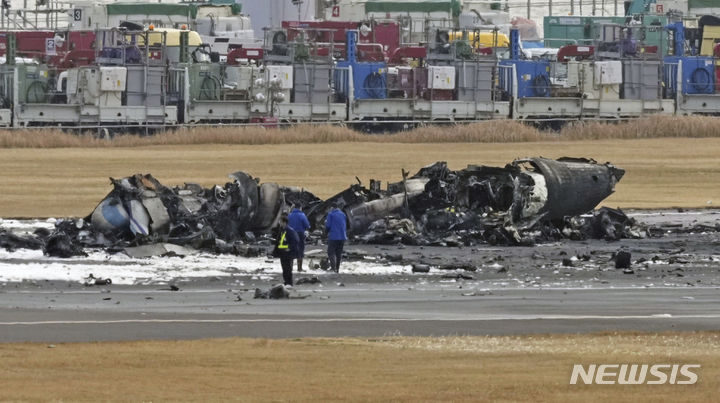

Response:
(0, 137), (718, 217)
(2, 115), (720, 148)
(0, 332), (716, 402)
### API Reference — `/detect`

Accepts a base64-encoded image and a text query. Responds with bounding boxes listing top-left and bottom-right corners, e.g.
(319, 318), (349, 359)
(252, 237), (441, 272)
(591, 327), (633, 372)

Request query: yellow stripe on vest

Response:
(278, 231), (289, 249)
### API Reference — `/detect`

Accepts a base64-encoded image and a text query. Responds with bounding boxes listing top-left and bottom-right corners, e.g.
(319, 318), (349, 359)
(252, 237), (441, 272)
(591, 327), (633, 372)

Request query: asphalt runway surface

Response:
(1, 209), (719, 342)
(1, 285), (719, 342)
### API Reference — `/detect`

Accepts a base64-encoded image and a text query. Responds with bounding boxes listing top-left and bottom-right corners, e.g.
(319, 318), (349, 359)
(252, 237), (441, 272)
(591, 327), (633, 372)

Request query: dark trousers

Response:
(280, 256), (294, 285)
(327, 240), (345, 272)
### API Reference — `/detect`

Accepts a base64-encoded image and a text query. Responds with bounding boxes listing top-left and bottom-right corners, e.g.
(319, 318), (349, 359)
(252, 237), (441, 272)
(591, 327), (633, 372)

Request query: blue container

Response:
(337, 60), (387, 100)
(499, 60), (551, 98)
(664, 56), (715, 95)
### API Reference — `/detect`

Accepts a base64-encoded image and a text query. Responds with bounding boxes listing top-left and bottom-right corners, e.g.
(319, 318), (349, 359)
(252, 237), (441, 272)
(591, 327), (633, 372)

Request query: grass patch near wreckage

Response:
(0, 136), (719, 217)
(0, 332), (717, 402)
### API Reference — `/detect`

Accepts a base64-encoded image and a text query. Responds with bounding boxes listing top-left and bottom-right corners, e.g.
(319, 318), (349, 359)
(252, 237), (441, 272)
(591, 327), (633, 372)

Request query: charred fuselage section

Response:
(0, 157), (631, 257)
(318, 157), (626, 246)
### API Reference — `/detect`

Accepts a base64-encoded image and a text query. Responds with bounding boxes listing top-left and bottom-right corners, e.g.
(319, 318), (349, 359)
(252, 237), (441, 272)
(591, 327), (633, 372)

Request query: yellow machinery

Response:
(448, 31), (510, 48)
(700, 25), (720, 56)
(131, 28), (203, 47)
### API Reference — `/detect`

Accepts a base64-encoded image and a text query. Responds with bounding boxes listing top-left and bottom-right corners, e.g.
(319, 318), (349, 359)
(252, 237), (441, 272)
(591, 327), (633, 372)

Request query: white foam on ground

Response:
(0, 219), (56, 235)
(0, 248), (410, 285)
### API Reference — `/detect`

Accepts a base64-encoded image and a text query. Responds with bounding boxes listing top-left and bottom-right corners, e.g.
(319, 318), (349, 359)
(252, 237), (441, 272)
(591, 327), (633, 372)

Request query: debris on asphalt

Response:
(254, 284), (290, 299)
(437, 264), (477, 272)
(442, 273), (474, 280)
(615, 250), (632, 269)
(83, 274), (112, 286)
(295, 276), (321, 285)
(384, 254), (404, 262)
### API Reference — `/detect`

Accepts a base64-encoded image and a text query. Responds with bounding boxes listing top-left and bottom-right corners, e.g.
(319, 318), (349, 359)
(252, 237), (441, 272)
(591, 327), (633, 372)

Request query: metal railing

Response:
(0, 0), (73, 30)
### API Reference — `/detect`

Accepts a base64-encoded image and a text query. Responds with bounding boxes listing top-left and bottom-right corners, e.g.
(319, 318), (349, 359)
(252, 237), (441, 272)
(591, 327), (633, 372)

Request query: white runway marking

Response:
(2, 314), (720, 326)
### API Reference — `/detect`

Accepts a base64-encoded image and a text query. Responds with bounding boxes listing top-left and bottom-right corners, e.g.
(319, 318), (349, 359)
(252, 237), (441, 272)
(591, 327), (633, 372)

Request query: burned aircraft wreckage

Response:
(1, 157), (636, 258)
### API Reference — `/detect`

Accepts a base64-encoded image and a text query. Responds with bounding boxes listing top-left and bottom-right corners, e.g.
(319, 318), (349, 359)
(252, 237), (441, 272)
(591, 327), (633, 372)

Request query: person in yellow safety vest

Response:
(273, 214), (300, 286)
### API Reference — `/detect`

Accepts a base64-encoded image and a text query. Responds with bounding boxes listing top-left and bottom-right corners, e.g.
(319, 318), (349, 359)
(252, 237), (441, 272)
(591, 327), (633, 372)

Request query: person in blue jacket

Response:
(273, 214), (300, 286)
(325, 205), (347, 273)
(288, 207), (310, 272)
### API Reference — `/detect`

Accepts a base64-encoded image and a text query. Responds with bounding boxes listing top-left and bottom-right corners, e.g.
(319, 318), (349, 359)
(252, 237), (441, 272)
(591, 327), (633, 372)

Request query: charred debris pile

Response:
(2, 157), (644, 258)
